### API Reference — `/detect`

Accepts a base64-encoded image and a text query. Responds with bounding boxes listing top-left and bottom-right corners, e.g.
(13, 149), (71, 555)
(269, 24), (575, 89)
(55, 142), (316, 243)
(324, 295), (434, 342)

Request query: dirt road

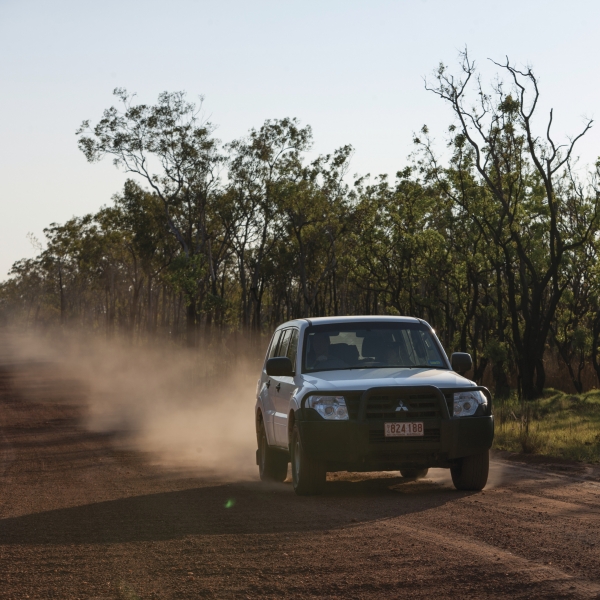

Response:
(1, 364), (600, 599)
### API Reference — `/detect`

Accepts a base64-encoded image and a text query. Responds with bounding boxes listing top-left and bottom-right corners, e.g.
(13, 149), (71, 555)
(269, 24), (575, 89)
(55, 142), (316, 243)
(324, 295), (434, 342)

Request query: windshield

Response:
(303, 322), (448, 373)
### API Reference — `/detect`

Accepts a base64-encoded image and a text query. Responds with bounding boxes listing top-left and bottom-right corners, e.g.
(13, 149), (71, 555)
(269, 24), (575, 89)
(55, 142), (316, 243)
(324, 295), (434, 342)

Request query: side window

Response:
(267, 330), (283, 360)
(278, 329), (292, 358)
(286, 328), (299, 372)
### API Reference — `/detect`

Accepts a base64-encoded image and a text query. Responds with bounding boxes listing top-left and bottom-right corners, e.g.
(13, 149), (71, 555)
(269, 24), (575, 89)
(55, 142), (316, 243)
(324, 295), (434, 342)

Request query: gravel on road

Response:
(1, 365), (599, 599)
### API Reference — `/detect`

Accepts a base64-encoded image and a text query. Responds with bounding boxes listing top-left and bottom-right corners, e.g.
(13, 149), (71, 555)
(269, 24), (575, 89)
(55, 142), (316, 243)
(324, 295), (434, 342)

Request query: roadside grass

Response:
(492, 389), (600, 464)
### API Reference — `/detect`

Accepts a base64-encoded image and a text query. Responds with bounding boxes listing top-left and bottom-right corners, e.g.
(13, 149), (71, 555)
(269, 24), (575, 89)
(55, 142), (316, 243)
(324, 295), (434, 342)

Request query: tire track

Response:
(385, 521), (600, 599)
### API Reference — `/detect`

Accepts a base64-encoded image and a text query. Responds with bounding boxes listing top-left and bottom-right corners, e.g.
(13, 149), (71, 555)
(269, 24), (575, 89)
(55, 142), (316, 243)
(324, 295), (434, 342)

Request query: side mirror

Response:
(451, 352), (473, 375)
(266, 357), (294, 377)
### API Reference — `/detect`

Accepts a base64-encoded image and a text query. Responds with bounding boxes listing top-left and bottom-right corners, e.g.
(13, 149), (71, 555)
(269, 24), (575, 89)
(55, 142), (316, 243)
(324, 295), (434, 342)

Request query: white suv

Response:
(255, 316), (493, 495)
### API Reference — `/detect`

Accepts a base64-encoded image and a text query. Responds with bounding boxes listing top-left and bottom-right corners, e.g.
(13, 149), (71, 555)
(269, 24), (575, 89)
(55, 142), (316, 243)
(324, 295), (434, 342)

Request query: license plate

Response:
(384, 422), (424, 437)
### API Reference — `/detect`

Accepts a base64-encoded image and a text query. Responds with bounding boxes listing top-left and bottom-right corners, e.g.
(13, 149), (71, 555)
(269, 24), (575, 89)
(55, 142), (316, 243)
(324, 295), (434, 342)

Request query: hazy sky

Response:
(1, 0), (599, 279)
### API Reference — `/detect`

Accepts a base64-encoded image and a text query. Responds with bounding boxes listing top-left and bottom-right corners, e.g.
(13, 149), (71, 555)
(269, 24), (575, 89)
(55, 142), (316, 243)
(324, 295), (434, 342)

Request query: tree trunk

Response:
(146, 275), (154, 334)
(535, 357), (545, 397)
(58, 264), (66, 326)
(492, 361), (510, 399)
(186, 298), (197, 348)
(518, 356), (537, 400)
(472, 357), (488, 384)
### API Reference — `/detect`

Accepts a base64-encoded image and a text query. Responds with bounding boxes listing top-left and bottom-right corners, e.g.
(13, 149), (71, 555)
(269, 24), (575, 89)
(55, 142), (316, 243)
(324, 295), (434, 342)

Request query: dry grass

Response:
(493, 389), (600, 463)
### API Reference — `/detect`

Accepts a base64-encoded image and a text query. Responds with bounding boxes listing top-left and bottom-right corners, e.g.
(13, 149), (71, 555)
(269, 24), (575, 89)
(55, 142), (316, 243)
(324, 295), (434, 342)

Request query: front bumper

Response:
(297, 385), (494, 470)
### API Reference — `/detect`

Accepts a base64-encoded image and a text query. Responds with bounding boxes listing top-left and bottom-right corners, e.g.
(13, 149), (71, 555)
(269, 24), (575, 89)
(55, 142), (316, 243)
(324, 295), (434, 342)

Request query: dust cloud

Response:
(1, 329), (507, 486)
(0, 329), (264, 479)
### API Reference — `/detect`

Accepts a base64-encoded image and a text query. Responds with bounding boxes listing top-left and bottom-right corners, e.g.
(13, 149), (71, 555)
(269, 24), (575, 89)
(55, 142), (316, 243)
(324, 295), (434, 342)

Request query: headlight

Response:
(453, 390), (487, 417)
(306, 396), (349, 420)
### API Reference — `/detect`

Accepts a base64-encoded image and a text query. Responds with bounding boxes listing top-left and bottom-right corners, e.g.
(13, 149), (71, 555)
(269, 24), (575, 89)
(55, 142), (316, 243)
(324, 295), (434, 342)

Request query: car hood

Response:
(301, 367), (474, 392)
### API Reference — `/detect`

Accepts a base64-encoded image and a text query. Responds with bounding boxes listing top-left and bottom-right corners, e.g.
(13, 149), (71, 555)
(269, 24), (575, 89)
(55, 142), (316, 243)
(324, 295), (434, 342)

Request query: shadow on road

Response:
(0, 476), (472, 545)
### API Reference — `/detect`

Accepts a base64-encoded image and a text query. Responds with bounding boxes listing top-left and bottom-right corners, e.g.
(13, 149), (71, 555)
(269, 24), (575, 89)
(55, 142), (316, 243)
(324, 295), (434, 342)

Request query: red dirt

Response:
(1, 364), (599, 599)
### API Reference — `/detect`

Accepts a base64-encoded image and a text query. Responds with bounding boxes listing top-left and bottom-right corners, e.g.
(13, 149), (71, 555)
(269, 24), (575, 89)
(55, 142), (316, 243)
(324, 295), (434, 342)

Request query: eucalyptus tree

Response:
(277, 144), (353, 316)
(41, 213), (133, 333)
(551, 278), (592, 394)
(100, 181), (175, 335)
(226, 118), (312, 330)
(40, 217), (95, 326)
(2, 258), (48, 326)
(351, 172), (450, 322)
(77, 89), (224, 345)
(421, 51), (599, 398)
(577, 233), (600, 388)
(443, 205), (495, 381)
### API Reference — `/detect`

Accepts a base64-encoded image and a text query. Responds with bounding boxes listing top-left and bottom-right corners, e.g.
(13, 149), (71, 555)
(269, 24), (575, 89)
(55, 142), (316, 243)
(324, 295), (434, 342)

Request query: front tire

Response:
(401, 468), (429, 480)
(257, 422), (288, 482)
(291, 424), (326, 495)
(450, 450), (489, 491)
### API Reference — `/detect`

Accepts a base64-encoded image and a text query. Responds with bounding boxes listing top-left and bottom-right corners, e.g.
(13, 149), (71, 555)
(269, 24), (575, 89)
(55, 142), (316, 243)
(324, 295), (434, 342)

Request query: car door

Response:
(261, 329), (283, 445)
(271, 327), (299, 448)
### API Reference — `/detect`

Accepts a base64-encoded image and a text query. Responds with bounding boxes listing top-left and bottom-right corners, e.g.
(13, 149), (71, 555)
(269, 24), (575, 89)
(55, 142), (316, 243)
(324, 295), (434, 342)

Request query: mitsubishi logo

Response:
(395, 401), (409, 412)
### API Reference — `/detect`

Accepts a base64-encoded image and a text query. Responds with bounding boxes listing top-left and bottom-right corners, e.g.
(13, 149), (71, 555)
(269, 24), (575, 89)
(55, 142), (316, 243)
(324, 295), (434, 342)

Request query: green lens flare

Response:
(224, 498), (235, 509)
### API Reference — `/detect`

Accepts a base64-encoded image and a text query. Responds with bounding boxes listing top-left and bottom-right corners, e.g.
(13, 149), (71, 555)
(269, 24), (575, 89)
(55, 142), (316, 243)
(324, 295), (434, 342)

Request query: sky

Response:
(1, 0), (599, 279)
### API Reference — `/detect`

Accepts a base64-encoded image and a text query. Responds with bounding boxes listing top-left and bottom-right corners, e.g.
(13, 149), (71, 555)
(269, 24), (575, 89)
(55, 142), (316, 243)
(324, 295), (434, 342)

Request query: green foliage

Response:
(2, 57), (600, 394)
(420, 50), (599, 398)
(485, 339), (509, 365)
(165, 254), (208, 301)
(494, 390), (600, 463)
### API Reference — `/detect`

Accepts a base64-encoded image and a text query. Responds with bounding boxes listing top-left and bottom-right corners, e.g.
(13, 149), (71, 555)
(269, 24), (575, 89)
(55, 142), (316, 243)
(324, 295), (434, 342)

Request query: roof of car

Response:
(278, 315), (423, 328)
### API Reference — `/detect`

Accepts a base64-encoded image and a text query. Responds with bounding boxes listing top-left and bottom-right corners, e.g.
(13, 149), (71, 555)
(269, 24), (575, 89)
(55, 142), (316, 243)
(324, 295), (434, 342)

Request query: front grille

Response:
(369, 428), (441, 444)
(444, 392), (454, 416)
(365, 393), (442, 420)
(342, 394), (361, 420)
